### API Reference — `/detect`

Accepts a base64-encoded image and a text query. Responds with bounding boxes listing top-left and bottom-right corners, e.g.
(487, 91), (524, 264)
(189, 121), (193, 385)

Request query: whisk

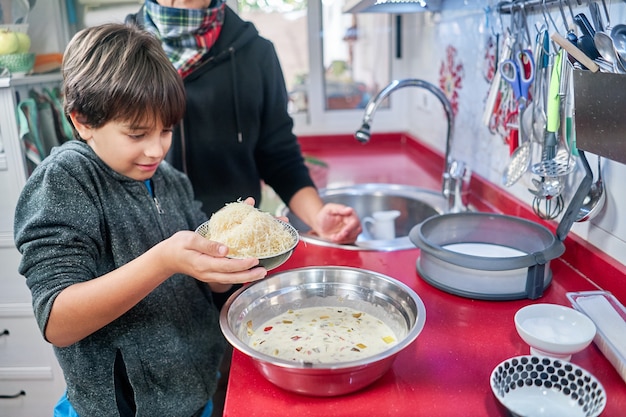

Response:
(533, 192), (565, 220)
(530, 176), (565, 220)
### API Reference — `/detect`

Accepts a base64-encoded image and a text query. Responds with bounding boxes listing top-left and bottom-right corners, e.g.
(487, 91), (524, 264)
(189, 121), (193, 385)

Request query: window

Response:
(238, 0), (392, 126)
(238, 0), (309, 112)
(320, 1), (390, 111)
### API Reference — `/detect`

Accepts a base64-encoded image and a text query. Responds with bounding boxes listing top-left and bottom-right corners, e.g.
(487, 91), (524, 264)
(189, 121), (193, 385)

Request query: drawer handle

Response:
(0, 330), (23, 400)
(0, 390), (26, 399)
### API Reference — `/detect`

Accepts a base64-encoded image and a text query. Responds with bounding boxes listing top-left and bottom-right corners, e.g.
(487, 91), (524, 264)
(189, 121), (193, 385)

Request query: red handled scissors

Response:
(499, 49), (534, 106)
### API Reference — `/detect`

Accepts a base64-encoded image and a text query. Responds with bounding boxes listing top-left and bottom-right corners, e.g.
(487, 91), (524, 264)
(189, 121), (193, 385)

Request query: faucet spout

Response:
(355, 122), (371, 143)
(355, 78), (467, 212)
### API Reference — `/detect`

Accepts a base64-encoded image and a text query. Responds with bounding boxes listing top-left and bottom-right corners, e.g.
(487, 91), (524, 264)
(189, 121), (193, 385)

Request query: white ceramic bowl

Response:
(195, 218), (299, 270)
(515, 304), (597, 360)
(491, 356), (606, 417)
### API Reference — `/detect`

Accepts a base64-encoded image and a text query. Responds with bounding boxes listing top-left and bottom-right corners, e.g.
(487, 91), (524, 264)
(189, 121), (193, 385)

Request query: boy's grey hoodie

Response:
(14, 140), (224, 417)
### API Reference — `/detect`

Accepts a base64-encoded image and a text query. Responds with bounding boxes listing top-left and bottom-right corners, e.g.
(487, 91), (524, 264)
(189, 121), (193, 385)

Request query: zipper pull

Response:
(153, 197), (164, 214)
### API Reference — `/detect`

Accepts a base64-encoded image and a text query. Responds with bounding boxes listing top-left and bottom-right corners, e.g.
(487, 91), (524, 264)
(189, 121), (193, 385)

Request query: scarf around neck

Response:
(143, 0), (226, 78)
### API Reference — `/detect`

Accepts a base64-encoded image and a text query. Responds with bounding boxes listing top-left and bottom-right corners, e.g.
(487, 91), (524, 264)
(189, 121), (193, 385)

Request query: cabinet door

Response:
(0, 86), (26, 241)
(0, 247), (30, 304)
(0, 306), (65, 417)
(0, 378), (64, 417)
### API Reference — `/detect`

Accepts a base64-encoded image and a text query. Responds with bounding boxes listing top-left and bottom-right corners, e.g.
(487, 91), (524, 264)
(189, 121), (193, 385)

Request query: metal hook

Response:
(507, 3), (522, 51)
(518, 1), (532, 47)
(542, 0), (561, 34)
(484, 4), (503, 37)
(498, 5), (506, 36)
(539, 0), (550, 30)
(558, 0), (571, 33)
(566, 0), (577, 22)
(600, 0), (611, 29)
(485, 5), (495, 37)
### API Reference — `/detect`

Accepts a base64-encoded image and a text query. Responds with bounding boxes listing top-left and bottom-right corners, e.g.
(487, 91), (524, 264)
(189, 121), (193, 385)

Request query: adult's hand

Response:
(313, 203), (362, 244)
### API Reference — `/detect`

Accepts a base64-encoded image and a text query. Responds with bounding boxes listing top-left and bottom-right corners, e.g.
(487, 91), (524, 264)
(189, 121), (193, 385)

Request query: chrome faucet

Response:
(355, 78), (469, 212)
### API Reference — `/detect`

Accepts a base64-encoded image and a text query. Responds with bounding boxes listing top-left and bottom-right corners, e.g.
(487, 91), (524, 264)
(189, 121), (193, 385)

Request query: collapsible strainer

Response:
(409, 151), (593, 300)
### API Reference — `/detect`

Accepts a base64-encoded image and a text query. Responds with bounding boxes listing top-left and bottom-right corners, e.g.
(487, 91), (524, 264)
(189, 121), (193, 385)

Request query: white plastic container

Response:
(567, 290), (626, 384)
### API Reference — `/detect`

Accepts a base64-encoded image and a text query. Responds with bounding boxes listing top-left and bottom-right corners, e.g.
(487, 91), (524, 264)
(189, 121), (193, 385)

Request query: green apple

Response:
(0, 29), (19, 55)
(15, 32), (31, 53)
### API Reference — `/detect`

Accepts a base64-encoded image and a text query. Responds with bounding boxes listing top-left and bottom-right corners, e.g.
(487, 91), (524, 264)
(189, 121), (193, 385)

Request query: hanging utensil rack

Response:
(497, 0), (584, 14)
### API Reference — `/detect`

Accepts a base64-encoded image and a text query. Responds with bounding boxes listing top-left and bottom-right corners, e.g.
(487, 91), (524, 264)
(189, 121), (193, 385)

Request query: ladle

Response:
(576, 156), (605, 222)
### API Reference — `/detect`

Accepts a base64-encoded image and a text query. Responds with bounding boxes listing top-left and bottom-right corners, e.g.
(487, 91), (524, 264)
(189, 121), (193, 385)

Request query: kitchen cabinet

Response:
(0, 305), (65, 417)
(0, 74), (66, 416)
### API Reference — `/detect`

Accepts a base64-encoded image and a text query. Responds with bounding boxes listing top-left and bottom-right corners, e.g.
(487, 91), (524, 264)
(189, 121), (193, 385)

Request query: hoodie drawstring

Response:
(229, 47), (243, 143)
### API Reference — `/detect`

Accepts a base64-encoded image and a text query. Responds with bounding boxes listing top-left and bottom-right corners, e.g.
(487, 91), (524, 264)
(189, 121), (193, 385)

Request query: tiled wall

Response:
(401, 1), (626, 267)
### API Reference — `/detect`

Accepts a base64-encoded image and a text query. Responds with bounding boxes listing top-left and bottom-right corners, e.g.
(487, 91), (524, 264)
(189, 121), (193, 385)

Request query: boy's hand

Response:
(158, 231), (267, 284)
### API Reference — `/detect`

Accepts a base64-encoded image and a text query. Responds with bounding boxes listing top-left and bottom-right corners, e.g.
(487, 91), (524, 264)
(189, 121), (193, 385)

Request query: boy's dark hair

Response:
(62, 23), (186, 136)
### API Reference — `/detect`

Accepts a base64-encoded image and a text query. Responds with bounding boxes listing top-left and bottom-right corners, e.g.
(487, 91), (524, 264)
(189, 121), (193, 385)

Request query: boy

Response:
(13, 23), (266, 416)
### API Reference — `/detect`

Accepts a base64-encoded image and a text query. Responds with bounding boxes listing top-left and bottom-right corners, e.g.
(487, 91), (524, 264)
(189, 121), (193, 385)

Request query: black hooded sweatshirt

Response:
(127, 6), (314, 217)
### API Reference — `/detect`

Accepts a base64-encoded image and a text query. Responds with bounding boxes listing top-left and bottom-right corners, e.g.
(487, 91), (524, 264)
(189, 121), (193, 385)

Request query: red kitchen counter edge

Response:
(223, 132), (626, 417)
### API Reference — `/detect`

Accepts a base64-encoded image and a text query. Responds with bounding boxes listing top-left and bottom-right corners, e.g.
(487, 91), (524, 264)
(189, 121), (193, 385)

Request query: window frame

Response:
(230, 0), (413, 136)
(291, 1), (412, 136)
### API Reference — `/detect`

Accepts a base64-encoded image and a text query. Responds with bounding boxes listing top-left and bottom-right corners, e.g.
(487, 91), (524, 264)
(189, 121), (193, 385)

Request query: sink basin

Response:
(281, 183), (448, 251)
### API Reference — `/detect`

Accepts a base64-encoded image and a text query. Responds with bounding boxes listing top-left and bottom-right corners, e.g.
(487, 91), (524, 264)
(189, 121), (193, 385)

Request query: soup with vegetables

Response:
(247, 306), (399, 363)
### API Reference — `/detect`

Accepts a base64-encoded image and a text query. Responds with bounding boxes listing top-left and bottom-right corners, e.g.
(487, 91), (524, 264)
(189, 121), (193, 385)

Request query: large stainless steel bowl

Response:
(220, 266), (427, 396)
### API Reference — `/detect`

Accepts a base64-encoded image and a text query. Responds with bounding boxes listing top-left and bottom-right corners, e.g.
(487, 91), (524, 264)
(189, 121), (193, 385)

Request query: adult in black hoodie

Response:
(127, 1), (362, 244)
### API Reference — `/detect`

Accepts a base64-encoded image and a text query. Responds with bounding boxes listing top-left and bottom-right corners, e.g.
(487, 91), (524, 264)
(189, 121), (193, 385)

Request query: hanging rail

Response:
(497, 0), (584, 14)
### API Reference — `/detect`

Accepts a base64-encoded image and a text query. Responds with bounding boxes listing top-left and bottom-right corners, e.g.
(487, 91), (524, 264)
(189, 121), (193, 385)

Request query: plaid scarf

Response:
(143, 0), (226, 78)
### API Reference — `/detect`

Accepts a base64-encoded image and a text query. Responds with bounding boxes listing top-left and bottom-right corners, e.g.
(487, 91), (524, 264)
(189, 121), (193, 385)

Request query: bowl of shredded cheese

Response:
(220, 266), (427, 396)
(196, 201), (299, 270)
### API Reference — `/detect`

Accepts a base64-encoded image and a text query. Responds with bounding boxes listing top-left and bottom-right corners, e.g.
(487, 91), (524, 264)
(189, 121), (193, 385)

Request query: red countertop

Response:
(223, 133), (626, 417)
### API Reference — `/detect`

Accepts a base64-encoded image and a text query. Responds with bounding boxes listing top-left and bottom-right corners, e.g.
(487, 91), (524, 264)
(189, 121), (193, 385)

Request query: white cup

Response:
(362, 210), (401, 240)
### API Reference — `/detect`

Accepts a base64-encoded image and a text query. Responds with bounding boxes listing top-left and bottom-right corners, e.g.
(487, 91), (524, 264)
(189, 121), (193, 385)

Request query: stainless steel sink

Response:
(281, 183), (448, 251)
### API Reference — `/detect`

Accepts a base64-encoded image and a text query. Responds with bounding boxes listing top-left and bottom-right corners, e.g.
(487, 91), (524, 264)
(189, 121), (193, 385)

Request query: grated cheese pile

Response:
(207, 201), (295, 258)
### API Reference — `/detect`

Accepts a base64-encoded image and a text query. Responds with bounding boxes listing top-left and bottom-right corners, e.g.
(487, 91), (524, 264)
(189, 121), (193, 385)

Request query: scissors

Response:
(500, 49), (535, 106)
